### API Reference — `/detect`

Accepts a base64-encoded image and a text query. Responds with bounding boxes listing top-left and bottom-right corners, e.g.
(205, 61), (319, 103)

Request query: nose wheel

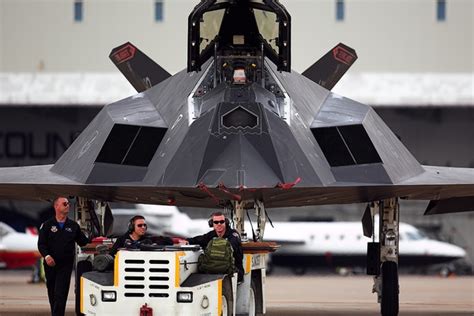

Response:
(381, 261), (399, 316)
(365, 198), (400, 316)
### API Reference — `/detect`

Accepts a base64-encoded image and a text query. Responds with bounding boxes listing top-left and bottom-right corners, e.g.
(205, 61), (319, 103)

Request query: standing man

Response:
(109, 215), (172, 257)
(183, 212), (244, 282)
(37, 197), (89, 316)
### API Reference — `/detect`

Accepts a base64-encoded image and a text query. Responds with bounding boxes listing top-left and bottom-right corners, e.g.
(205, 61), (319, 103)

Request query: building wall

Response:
(0, 0), (472, 74)
(287, 0), (473, 72)
(0, 0), (194, 73)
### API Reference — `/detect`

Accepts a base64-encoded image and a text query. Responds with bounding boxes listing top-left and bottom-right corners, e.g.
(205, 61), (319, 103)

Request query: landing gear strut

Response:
(366, 198), (400, 316)
(231, 200), (267, 241)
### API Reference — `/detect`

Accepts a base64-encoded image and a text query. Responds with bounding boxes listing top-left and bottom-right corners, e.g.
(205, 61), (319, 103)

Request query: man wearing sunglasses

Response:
(109, 215), (172, 257)
(37, 197), (90, 316)
(183, 212), (244, 282)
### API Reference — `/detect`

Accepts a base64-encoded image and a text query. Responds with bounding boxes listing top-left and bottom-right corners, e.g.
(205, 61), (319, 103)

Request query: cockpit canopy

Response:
(188, 0), (291, 72)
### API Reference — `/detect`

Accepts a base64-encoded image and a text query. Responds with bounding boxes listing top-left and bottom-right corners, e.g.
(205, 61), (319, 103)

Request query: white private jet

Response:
(262, 219), (467, 275)
(110, 204), (466, 275)
(0, 222), (40, 269)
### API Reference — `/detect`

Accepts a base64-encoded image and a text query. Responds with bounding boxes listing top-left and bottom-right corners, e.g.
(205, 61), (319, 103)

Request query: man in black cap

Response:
(38, 197), (89, 316)
(110, 215), (173, 256)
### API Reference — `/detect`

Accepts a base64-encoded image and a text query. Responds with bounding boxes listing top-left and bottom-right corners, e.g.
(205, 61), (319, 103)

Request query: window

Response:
(405, 231), (427, 241)
(437, 0), (446, 21)
(0, 223), (13, 238)
(74, 0), (83, 22)
(200, 9), (225, 53)
(254, 9), (279, 53)
(336, 0), (344, 21)
(155, 0), (164, 22)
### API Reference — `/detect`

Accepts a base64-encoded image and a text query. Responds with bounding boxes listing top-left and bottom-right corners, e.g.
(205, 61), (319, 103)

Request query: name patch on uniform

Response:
(51, 226), (58, 233)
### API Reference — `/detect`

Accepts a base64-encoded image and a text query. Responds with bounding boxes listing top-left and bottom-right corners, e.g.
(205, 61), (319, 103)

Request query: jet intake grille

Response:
(312, 124), (382, 167)
(96, 124), (166, 167)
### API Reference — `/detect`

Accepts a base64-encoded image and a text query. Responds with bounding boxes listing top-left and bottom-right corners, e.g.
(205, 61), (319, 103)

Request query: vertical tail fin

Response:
(302, 43), (357, 90)
(109, 42), (171, 92)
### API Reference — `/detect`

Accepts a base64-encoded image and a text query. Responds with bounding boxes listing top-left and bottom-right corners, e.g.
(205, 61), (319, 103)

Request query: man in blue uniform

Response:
(109, 215), (172, 257)
(37, 197), (89, 316)
(183, 212), (244, 282)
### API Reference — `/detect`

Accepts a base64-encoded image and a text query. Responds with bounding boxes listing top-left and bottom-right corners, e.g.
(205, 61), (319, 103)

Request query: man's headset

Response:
(208, 213), (230, 228)
(128, 215), (145, 233)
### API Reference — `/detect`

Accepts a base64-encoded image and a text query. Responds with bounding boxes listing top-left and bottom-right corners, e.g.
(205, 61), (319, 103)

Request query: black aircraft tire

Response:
(221, 277), (233, 316)
(381, 261), (399, 316)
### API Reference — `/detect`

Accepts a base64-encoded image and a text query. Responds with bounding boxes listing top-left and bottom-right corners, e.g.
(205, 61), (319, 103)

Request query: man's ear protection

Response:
(128, 215), (144, 233)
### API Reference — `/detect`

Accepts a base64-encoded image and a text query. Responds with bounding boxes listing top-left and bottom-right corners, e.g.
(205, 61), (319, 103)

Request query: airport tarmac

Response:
(0, 270), (472, 315)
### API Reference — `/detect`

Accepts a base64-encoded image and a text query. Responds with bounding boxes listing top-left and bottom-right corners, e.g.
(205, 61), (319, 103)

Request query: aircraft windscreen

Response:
(253, 9), (279, 53)
(0, 223), (14, 237)
(200, 9), (225, 54)
(405, 231), (426, 241)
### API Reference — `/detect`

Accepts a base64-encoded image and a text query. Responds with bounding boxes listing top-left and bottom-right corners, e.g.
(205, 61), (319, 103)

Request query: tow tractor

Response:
(76, 198), (277, 315)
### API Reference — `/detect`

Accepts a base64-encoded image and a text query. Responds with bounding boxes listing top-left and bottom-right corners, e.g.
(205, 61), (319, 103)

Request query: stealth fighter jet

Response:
(0, 1), (473, 315)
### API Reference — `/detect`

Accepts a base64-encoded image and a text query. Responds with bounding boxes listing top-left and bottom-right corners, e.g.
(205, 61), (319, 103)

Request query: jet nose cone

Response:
(433, 241), (466, 259)
(449, 245), (467, 259)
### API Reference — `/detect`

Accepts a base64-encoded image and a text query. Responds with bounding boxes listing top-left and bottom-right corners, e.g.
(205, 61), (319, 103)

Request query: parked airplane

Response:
(0, 222), (40, 269)
(264, 220), (467, 275)
(110, 204), (466, 275)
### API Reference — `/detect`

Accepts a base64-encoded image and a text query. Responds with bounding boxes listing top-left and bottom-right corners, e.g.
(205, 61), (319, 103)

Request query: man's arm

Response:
(75, 224), (90, 247)
(229, 231), (244, 281)
(109, 235), (126, 257)
(38, 222), (56, 267)
(37, 222), (49, 258)
(187, 231), (213, 248)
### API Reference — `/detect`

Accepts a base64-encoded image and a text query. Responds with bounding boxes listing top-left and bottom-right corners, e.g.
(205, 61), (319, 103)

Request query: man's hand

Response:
(45, 255), (56, 267)
(178, 240), (189, 245)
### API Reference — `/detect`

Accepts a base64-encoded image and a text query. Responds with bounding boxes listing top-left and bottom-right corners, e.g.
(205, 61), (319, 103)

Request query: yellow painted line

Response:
(217, 279), (222, 315)
(80, 277), (84, 313)
(245, 254), (251, 273)
(114, 252), (119, 287)
(175, 251), (185, 287)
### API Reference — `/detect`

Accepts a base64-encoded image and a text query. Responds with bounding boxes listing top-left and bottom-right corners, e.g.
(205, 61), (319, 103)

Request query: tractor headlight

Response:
(89, 294), (97, 306)
(177, 291), (193, 303)
(201, 295), (209, 309)
(101, 291), (117, 302)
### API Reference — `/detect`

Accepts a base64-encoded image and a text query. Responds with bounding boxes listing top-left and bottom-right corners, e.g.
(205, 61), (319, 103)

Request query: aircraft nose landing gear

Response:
(365, 198), (400, 316)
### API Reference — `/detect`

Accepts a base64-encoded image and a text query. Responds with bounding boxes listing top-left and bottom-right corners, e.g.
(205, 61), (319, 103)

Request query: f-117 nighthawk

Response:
(1, 1), (472, 315)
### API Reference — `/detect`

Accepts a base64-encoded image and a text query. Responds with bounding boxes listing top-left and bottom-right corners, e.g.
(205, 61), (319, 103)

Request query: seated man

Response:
(109, 215), (172, 256)
(183, 212), (244, 282)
